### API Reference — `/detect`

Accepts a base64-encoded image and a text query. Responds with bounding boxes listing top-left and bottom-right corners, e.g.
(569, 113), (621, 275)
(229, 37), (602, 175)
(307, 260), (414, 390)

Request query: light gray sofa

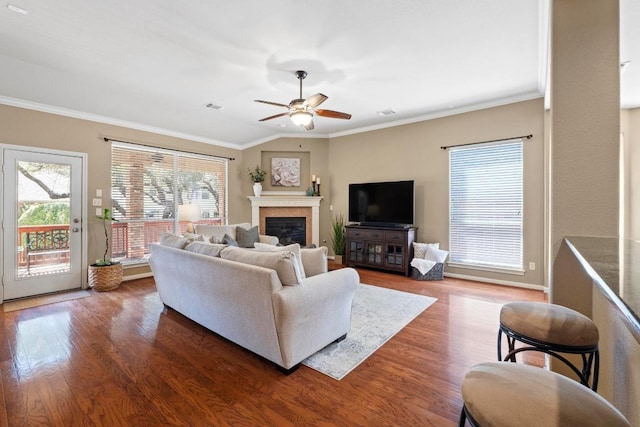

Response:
(149, 243), (360, 372)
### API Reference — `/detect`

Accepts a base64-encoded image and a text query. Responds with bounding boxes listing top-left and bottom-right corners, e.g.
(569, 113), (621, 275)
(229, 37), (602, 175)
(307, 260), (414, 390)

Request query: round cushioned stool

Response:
(459, 362), (631, 427)
(498, 302), (600, 390)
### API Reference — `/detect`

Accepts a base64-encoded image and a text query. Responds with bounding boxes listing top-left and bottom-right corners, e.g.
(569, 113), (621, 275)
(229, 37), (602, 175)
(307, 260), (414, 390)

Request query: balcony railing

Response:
(17, 218), (224, 269)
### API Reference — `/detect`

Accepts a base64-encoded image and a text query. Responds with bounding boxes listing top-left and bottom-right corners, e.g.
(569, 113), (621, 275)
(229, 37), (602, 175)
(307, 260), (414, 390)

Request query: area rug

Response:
(302, 283), (437, 380)
(3, 289), (91, 313)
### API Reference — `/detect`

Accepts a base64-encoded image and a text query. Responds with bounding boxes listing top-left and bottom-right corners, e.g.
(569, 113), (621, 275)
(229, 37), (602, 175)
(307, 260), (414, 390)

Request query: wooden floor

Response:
(0, 266), (546, 426)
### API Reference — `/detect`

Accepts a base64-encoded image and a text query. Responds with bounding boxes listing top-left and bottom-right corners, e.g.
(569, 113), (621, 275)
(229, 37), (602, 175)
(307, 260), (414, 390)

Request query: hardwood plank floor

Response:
(1, 266), (546, 426)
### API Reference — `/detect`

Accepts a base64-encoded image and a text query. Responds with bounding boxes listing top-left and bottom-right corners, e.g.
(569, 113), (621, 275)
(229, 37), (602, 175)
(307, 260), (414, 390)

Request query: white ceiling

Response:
(0, 1), (636, 149)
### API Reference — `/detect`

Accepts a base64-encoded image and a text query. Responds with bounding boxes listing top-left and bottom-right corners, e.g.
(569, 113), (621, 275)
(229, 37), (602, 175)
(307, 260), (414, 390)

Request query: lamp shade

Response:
(178, 204), (201, 222)
(290, 111), (313, 126)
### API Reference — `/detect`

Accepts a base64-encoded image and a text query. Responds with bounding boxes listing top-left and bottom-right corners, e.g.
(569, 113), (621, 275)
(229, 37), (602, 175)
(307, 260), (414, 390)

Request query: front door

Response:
(2, 148), (85, 300)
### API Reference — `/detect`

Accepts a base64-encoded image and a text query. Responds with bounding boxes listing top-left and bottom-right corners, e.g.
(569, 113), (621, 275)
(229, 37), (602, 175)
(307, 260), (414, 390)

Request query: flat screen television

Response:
(348, 180), (415, 227)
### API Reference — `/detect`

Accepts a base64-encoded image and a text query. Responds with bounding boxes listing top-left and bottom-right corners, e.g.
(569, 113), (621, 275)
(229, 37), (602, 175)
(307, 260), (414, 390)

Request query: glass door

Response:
(2, 148), (84, 300)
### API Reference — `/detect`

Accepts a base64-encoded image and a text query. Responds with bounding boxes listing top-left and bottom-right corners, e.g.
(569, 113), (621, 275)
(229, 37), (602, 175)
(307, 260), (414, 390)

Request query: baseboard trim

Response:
(444, 272), (544, 291)
(123, 272), (154, 281)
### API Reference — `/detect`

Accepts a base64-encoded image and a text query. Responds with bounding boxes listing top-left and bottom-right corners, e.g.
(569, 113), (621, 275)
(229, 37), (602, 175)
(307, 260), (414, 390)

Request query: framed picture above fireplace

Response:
(271, 157), (300, 187)
(260, 151), (310, 195)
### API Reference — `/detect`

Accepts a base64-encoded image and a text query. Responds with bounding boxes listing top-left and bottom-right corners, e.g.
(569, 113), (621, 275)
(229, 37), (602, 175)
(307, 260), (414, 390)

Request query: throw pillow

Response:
(254, 242), (306, 279)
(236, 225), (260, 248)
(183, 232), (207, 242)
(184, 242), (226, 257)
(300, 246), (328, 277)
(412, 242), (440, 259)
(194, 224), (236, 243)
(425, 245), (449, 263)
(159, 232), (190, 249)
(223, 234), (239, 246)
(220, 246), (303, 285)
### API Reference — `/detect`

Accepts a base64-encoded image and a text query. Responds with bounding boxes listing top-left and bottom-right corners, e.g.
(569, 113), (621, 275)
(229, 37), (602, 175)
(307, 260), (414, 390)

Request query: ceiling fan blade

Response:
(259, 112), (289, 122)
(304, 93), (328, 108)
(304, 120), (315, 131)
(254, 99), (289, 108)
(315, 109), (352, 120)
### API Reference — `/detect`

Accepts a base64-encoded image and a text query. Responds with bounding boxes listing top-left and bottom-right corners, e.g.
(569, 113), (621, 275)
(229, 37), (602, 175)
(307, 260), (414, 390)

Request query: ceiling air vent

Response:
(377, 108), (396, 116)
(205, 103), (223, 110)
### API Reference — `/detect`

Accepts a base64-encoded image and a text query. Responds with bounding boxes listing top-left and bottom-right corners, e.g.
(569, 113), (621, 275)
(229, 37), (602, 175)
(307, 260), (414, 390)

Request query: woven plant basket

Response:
(89, 263), (123, 291)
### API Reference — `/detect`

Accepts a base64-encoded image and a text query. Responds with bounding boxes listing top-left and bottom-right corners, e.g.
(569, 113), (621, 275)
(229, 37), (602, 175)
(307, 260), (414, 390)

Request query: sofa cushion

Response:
(254, 242), (306, 279)
(184, 241), (226, 257)
(160, 232), (191, 249)
(236, 225), (260, 248)
(220, 246), (303, 286)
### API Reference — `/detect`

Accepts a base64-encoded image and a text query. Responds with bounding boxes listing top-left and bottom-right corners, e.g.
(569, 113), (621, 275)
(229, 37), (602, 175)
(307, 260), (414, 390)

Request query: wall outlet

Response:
(96, 189), (102, 197)
(96, 208), (102, 217)
(529, 262), (536, 271)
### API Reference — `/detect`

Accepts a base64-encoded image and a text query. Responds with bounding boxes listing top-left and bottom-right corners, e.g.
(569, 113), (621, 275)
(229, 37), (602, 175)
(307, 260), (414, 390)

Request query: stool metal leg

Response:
(497, 323), (600, 390)
(459, 405), (479, 427)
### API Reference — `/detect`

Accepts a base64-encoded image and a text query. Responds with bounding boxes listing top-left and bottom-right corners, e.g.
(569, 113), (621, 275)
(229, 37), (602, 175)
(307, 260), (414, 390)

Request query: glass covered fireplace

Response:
(265, 217), (306, 246)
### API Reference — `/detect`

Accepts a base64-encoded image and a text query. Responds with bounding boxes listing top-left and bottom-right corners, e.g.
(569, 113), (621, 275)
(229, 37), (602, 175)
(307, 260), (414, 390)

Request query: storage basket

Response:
(89, 263), (123, 291)
(411, 263), (444, 281)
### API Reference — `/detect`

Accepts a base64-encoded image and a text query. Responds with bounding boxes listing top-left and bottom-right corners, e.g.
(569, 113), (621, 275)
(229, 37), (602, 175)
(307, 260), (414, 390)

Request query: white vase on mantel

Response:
(253, 182), (263, 197)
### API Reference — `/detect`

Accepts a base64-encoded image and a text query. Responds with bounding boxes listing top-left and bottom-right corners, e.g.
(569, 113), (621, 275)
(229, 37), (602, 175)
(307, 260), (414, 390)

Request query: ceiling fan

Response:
(254, 70), (352, 130)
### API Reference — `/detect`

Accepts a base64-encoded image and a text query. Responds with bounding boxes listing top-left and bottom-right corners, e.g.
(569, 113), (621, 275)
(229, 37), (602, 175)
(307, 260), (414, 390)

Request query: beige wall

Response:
(0, 104), (242, 279)
(550, 0), (620, 305)
(623, 108), (640, 240)
(328, 98), (546, 287)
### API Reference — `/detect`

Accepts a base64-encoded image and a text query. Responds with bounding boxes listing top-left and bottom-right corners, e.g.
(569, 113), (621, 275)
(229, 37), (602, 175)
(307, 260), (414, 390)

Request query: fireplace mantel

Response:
(248, 196), (323, 246)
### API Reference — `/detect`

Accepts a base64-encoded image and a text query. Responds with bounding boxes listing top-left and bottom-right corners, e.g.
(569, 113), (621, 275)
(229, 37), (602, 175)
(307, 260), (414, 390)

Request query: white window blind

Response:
(449, 139), (523, 271)
(111, 142), (228, 264)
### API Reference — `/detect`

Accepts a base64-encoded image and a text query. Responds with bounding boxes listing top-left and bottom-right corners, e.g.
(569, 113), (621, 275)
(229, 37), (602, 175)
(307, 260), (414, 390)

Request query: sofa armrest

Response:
(272, 267), (360, 368)
(259, 234), (279, 245)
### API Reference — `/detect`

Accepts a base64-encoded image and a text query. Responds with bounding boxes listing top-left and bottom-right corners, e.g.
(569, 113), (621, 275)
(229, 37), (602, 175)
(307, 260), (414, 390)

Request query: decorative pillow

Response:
(184, 242), (226, 257)
(159, 232), (190, 249)
(194, 224), (236, 243)
(183, 232), (207, 242)
(223, 234), (238, 246)
(412, 242), (440, 259)
(300, 246), (328, 277)
(254, 242), (306, 279)
(425, 245), (449, 263)
(220, 246), (303, 285)
(236, 225), (260, 248)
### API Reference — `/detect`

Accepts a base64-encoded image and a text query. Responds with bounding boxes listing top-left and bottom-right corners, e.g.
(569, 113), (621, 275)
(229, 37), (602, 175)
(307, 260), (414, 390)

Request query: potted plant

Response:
(248, 165), (267, 196)
(330, 213), (346, 264)
(88, 208), (122, 291)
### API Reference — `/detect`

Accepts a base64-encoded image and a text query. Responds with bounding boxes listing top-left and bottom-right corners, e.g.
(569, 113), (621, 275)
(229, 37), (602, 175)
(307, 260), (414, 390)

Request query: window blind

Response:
(111, 142), (228, 264)
(449, 139), (523, 271)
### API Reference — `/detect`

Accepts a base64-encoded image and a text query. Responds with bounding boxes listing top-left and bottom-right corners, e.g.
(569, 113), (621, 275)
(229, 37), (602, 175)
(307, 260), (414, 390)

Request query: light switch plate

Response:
(96, 208), (102, 217)
(92, 198), (102, 206)
(96, 189), (102, 197)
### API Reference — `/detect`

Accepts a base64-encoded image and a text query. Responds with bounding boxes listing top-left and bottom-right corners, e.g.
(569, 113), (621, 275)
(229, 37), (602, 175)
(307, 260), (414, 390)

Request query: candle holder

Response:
(316, 183), (321, 196)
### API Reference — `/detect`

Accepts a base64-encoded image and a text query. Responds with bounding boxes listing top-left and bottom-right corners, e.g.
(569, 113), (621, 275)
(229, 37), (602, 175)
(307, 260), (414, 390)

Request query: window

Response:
(110, 142), (228, 265)
(449, 139), (523, 272)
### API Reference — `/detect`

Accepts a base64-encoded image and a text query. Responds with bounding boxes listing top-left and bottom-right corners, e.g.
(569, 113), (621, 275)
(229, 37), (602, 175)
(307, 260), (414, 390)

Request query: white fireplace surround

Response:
(248, 196), (323, 246)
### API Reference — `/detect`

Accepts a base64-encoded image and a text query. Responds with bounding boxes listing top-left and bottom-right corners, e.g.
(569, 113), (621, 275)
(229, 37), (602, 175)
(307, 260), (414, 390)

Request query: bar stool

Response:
(459, 362), (631, 427)
(498, 301), (599, 390)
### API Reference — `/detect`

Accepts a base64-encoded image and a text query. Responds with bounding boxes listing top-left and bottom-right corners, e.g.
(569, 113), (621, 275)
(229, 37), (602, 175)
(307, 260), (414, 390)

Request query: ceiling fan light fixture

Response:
(290, 111), (313, 126)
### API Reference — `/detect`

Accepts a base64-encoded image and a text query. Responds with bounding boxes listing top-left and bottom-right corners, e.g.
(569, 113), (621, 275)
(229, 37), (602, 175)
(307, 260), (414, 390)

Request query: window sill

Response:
(447, 262), (525, 276)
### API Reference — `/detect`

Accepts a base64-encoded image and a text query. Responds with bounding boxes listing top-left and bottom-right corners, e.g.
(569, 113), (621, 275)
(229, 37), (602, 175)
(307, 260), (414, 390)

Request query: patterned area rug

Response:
(2, 289), (91, 313)
(302, 283), (437, 380)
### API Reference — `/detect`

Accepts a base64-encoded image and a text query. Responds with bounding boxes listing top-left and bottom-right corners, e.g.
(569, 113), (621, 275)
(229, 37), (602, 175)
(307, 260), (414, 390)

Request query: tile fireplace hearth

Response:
(247, 196), (323, 247)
